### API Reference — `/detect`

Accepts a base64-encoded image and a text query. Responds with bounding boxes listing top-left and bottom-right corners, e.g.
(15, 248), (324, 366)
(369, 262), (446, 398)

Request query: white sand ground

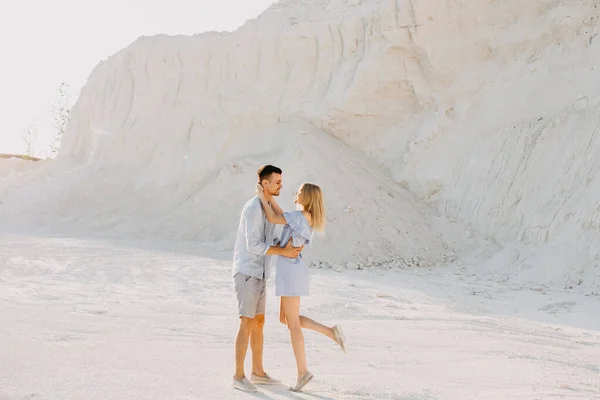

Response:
(1, 233), (598, 399)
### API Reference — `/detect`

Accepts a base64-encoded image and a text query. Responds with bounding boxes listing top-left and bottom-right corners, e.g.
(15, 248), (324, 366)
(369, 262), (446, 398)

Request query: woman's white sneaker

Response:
(332, 324), (347, 353)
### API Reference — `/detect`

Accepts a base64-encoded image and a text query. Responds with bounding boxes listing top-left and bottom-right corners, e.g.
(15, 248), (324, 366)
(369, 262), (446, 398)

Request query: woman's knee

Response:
(286, 316), (301, 330)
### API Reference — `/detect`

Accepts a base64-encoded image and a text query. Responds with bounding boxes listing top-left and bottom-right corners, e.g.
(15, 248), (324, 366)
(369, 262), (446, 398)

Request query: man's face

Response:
(262, 173), (282, 197)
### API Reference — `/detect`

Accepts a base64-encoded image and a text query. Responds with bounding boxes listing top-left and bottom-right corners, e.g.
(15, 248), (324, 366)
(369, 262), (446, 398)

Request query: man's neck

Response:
(263, 192), (273, 204)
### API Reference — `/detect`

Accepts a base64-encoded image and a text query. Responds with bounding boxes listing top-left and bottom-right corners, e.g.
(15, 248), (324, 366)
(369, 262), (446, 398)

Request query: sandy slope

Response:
(0, 116), (468, 268)
(1, 0), (598, 286)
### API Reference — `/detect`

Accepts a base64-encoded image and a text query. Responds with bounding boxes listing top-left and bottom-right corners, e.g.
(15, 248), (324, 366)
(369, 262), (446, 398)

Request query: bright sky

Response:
(0, 0), (275, 157)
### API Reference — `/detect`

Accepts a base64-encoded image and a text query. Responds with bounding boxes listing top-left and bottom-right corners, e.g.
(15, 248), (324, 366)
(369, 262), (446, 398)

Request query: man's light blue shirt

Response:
(232, 196), (277, 280)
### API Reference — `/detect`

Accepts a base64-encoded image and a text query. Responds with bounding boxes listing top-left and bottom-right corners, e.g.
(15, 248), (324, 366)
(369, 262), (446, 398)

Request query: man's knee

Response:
(279, 314), (286, 325)
(239, 316), (253, 331)
(253, 314), (265, 328)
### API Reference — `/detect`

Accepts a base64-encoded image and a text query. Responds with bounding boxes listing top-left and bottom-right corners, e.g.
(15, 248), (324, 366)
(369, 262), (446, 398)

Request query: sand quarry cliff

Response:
(1, 0), (599, 290)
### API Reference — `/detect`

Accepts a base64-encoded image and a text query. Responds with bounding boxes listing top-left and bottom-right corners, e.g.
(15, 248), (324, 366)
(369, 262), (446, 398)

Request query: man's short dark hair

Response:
(257, 165), (282, 182)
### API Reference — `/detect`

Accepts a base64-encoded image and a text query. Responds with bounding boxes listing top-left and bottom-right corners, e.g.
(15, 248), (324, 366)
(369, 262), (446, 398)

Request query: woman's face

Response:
(294, 186), (304, 204)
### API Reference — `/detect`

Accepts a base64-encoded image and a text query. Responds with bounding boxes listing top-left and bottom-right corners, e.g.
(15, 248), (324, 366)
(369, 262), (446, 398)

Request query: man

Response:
(232, 164), (303, 392)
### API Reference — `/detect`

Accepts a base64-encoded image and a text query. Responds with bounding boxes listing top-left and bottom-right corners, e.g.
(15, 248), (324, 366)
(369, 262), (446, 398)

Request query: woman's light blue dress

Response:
(275, 211), (314, 297)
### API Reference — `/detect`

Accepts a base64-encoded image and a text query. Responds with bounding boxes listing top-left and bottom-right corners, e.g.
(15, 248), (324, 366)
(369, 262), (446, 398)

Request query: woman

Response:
(256, 182), (346, 392)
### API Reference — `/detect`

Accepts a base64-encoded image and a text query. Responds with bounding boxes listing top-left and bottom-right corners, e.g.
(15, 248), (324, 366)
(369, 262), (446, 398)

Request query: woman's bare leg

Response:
(299, 316), (335, 341)
(281, 296), (308, 378)
(279, 298), (336, 343)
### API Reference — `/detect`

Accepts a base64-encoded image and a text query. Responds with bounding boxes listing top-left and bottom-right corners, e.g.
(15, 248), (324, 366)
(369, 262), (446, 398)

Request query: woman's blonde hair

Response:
(299, 183), (326, 232)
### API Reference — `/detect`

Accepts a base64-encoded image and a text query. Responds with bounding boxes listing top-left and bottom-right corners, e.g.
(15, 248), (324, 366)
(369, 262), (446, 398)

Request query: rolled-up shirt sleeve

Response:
(243, 206), (269, 255)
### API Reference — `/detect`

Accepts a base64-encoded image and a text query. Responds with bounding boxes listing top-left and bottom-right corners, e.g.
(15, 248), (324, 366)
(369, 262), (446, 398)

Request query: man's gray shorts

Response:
(234, 273), (266, 319)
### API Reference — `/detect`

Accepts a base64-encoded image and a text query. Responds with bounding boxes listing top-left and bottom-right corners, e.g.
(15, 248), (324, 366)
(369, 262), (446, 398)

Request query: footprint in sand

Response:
(538, 301), (577, 314)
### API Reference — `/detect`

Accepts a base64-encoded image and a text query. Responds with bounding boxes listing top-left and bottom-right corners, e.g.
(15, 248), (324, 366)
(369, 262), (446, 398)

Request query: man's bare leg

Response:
(235, 317), (252, 380)
(250, 314), (266, 376)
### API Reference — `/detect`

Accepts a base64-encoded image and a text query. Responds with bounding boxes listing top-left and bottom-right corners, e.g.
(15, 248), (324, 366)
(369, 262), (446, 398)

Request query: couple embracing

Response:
(232, 165), (346, 393)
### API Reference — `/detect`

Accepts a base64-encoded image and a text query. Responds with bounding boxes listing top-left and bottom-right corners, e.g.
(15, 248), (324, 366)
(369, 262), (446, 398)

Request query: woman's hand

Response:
(255, 183), (287, 225)
(255, 183), (265, 199)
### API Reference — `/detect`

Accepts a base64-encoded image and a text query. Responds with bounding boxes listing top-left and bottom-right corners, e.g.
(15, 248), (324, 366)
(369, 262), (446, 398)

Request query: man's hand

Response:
(281, 239), (303, 258)
(265, 240), (304, 258)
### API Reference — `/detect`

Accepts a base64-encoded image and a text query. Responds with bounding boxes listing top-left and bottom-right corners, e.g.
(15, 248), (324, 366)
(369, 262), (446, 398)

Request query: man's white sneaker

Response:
(251, 372), (282, 385)
(232, 376), (258, 392)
